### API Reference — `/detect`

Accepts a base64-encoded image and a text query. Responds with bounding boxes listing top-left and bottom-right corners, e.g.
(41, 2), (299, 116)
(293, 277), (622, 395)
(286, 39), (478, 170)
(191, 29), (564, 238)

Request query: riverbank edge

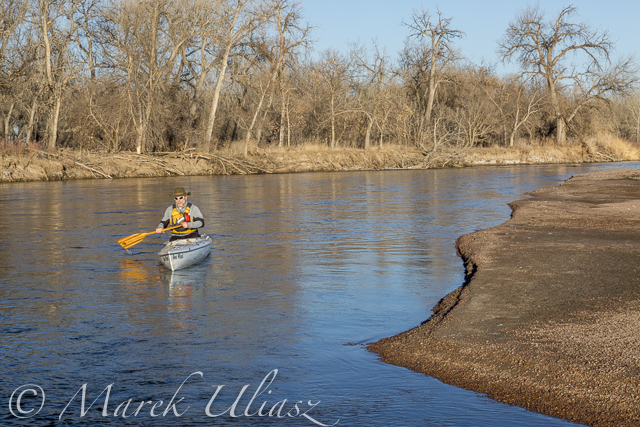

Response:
(368, 168), (640, 427)
(0, 144), (634, 183)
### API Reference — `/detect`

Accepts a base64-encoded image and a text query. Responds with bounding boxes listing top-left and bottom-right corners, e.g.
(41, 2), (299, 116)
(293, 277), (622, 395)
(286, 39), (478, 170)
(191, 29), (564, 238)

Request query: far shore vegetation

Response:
(1, 1), (639, 176)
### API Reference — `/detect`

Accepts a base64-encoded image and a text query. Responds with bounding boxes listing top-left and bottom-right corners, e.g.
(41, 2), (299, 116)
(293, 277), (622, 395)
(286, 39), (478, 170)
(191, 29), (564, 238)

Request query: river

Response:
(2, 162), (637, 426)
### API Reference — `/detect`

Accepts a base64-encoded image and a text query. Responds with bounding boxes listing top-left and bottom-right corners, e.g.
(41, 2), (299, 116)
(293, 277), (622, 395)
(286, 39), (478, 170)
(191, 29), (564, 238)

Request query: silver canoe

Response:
(158, 235), (212, 271)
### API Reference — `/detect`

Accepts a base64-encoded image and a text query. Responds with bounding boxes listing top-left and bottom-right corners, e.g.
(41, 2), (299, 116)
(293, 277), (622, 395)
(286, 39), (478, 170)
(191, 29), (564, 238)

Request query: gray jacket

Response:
(157, 203), (204, 230)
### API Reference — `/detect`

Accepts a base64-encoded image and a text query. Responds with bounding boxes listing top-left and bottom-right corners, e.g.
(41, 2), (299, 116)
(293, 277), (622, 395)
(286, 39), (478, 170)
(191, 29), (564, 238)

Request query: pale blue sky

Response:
(301, 0), (640, 75)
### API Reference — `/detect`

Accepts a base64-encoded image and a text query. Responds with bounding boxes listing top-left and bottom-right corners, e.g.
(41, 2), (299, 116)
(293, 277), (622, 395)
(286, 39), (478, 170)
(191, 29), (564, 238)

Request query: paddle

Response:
(118, 225), (182, 250)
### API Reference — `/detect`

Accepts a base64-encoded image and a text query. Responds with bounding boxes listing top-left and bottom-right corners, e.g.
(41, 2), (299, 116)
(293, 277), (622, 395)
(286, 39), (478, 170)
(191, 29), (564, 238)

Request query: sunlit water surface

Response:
(2, 162), (638, 426)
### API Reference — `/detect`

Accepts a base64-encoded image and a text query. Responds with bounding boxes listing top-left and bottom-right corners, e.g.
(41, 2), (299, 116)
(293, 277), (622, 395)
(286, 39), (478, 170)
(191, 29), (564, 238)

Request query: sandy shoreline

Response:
(369, 168), (640, 426)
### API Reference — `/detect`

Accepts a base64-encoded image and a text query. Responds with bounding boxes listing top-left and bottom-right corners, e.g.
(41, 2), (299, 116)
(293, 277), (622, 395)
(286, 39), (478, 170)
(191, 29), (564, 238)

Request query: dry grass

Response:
(0, 141), (40, 156)
(461, 145), (585, 165)
(586, 133), (640, 161)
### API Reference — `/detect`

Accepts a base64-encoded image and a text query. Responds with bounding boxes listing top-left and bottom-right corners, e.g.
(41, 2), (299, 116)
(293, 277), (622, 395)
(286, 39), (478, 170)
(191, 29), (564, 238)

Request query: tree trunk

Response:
(245, 83), (274, 156)
(330, 95), (335, 149)
(244, 90), (266, 155)
(425, 80), (436, 143)
(47, 94), (61, 150)
(135, 118), (145, 154)
(278, 95), (286, 148)
(4, 102), (14, 141)
(546, 76), (566, 145)
(423, 44), (438, 145)
(257, 91), (274, 144)
(205, 45), (231, 146)
(556, 116), (566, 145)
(25, 97), (37, 144)
(364, 113), (373, 150)
(136, 101), (152, 154)
(87, 34), (96, 80)
(286, 103), (291, 147)
(510, 104), (521, 147)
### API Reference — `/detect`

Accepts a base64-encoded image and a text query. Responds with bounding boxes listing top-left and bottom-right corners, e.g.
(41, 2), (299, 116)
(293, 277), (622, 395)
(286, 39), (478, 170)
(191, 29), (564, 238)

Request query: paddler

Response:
(156, 187), (205, 241)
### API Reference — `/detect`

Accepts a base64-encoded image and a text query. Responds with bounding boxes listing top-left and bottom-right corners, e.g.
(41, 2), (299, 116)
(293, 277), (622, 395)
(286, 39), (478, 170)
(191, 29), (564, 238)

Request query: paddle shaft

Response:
(139, 224), (183, 239)
(118, 224), (184, 249)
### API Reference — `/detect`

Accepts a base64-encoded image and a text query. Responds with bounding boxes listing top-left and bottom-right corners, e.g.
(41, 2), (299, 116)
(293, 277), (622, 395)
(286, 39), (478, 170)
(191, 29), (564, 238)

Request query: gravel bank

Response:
(369, 168), (640, 426)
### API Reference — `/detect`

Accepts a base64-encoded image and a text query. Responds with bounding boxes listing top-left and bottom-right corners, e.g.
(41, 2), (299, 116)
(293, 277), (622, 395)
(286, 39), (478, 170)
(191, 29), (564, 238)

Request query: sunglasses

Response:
(174, 196), (185, 200)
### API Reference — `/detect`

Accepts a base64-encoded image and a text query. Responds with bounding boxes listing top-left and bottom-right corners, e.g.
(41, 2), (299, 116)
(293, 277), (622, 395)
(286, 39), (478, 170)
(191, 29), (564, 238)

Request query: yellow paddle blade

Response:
(118, 225), (182, 250)
(118, 232), (152, 249)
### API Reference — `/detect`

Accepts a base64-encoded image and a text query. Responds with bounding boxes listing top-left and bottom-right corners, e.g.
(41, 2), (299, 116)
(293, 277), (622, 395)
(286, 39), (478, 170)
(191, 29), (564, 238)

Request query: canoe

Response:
(158, 235), (212, 271)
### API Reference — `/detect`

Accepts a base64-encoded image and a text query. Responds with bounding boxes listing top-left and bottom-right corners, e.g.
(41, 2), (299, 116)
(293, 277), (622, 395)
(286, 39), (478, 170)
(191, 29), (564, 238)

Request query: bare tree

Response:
(507, 78), (543, 147)
(0, 0), (28, 65)
(73, 0), (102, 80)
(401, 7), (463, 148)
(0, 0), (30, 142)
(20, 72), (43, 145)
(499, 4), (637, 144)
(489, 75), (544, 147)
(173, 0), (217, 140)
(350, 40), (394, 149)
(203, 0), (272, 146)
(102, 0), (200, 153)
(29, 0), (86, 149)
(243, 0), (309, 155)
(308, 49), (352, 149)
(452, 67), (500, 147)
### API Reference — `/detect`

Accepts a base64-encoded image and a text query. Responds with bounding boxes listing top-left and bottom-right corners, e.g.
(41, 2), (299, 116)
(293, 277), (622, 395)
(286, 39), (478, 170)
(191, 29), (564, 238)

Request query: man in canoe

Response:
(155, 187), (205, 241)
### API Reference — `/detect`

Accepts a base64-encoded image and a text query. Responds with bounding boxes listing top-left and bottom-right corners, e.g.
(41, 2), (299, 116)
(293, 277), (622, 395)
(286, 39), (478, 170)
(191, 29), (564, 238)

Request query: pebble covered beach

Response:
(370, 168), (640, 427)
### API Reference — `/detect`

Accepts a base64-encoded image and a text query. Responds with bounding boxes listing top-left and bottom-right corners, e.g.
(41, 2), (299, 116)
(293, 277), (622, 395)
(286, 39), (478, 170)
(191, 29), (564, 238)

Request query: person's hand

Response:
(155, 227), (163, 233)
(182, 222), (190, 229)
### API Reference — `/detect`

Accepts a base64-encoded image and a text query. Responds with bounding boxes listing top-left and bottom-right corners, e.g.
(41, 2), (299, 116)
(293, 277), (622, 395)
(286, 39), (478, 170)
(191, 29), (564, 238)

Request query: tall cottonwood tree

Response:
(73, 0), (102, 80)
(102, 0), (202, 153)
(0, 0), (29, 141)
(350, 41), (394, 149)
(204, 0), (272, 146)
(487, 74), (543, 147)
(161, 0), (247, 143)
(499, 5), (637, 144)
(0, 0), (28, 61)
(30, 0), (83, 149)
(242, 0), (309, 155)
(309, 49), (351, 149)
(504, 77), (543, 147)
(452, 67), (500, 147)
(401, 7), (463, 148)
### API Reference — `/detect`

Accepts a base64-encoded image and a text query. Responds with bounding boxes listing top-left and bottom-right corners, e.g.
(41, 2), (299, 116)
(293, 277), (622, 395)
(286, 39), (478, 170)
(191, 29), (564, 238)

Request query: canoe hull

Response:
(158, 235), (212, 271)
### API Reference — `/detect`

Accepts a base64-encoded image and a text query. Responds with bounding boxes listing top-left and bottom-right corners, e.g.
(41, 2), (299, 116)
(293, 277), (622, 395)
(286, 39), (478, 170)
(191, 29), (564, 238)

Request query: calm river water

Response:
(2, 162), (638, 426)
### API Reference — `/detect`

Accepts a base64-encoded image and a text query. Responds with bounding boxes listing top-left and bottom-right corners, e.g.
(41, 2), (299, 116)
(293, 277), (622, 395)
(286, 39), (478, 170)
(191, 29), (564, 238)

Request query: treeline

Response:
(0, 0), (639, 154)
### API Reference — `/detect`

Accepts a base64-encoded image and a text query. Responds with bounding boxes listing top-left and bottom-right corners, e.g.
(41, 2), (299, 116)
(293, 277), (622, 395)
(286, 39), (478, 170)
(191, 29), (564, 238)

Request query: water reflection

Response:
(119, 257), (154, 284)
(161, 263), (210, 295)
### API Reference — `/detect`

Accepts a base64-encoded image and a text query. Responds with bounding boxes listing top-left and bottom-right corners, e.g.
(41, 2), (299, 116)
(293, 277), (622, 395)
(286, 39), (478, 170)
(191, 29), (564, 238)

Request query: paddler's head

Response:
(172, 187), (190, 208)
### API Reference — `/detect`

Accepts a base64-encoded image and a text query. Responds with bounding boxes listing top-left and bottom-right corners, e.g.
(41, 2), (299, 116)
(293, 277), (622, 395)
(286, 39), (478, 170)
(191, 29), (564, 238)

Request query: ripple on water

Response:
(1, 165), (625, 426)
